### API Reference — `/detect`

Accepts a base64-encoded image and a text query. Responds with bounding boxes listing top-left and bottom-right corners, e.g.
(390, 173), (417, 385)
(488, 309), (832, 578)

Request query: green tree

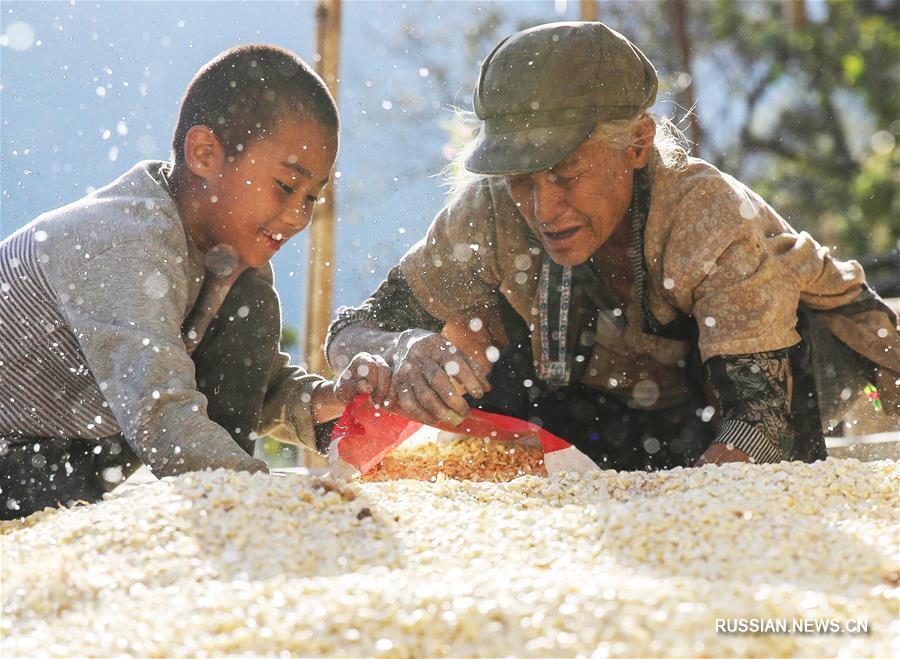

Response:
(702, 0), (899, 257)
(281, 324), (300, 352)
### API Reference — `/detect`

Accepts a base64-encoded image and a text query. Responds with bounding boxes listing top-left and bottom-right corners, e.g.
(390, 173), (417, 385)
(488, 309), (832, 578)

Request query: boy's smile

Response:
(184, 115), (338, 268)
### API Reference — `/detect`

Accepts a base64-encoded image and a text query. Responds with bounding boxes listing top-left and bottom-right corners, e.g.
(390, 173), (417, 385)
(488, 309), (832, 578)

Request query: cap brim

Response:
(464, 122), (595, 175)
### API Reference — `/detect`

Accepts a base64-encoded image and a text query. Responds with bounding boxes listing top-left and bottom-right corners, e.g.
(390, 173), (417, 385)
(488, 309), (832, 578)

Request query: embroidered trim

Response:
(629, 169), (656, 334)
(538, 254), (572, 388)
(628, 168), (697, 342)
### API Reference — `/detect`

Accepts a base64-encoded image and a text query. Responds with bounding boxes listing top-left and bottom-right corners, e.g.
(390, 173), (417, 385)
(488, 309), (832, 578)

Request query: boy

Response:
(0, 45), (390, 519)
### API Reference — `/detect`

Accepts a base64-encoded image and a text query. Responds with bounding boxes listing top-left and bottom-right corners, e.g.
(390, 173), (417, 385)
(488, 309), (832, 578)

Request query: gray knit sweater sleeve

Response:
(56, 238), (265, 476)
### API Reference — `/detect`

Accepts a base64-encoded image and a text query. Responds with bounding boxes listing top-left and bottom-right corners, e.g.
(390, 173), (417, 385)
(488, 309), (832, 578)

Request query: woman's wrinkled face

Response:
(504, 127), (650, 267)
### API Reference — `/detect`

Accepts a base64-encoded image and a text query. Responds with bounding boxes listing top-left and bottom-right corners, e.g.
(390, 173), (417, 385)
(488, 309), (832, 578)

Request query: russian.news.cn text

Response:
(716, 618), (869, 635)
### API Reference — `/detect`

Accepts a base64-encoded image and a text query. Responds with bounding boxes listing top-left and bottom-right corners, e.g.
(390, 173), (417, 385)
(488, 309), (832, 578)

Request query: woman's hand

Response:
(440, 306), (510, 375)
(694, 442), (753, 467)
(388, 329), (491, 426)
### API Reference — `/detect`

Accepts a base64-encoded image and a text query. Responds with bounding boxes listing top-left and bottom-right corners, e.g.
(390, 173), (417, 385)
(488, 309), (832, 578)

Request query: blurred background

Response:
(3, 0), (897, 465)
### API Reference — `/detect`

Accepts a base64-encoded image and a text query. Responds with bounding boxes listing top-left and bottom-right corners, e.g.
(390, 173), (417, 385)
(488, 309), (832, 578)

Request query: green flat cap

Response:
(466, 21), (658, 175)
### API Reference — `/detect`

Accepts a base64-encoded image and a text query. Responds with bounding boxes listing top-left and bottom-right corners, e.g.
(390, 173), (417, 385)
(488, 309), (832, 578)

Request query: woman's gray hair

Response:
(584, 113), (690, 167)
(441, 111), (690, 204)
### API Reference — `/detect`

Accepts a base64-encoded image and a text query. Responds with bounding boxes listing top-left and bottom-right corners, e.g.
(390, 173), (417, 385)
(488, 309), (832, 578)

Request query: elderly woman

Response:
(327, 22), (899, 469)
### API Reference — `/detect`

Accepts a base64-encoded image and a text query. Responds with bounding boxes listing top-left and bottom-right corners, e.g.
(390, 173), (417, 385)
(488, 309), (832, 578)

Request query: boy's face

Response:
(196, 116), (338, 268)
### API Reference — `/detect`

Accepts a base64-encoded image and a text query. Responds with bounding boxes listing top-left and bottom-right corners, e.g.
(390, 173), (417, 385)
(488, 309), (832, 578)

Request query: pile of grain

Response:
(362, 437), (547, 482)
(2, 458), (897, 657)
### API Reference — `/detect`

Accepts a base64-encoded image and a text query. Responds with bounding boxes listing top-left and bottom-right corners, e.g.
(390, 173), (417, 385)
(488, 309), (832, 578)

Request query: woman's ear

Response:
(630, 115), (656, 169)
(183, 126), (224, 182)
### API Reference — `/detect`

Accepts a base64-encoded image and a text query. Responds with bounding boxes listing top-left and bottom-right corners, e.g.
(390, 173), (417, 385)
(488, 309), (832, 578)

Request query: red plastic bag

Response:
(330, 394), (599, 476)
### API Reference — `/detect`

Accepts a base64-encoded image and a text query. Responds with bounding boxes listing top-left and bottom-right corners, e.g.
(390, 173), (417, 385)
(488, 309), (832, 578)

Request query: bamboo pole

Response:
(305, 0), (342, 377)
(580, 0), (598, 21)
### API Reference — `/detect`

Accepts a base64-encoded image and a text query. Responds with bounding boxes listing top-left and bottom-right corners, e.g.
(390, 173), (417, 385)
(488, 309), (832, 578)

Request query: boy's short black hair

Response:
(172, 44), (338, 165)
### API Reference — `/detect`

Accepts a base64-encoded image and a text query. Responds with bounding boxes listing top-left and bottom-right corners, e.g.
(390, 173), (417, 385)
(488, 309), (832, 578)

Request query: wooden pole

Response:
(580, 0), (598, 21)
(305, 0), (342, 376)
(788, 0), (807, 28)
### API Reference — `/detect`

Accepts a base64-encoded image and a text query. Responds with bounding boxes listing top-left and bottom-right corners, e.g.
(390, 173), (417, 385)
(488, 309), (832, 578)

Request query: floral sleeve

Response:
(705, 349), (795, 463)
(326, 266), (443, 353)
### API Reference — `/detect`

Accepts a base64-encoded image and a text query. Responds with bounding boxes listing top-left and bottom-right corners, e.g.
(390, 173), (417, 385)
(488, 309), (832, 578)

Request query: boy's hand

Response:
(164, 444), (269, 477)
(333, 352), (393, 406)
(215, 453), (270, 474)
